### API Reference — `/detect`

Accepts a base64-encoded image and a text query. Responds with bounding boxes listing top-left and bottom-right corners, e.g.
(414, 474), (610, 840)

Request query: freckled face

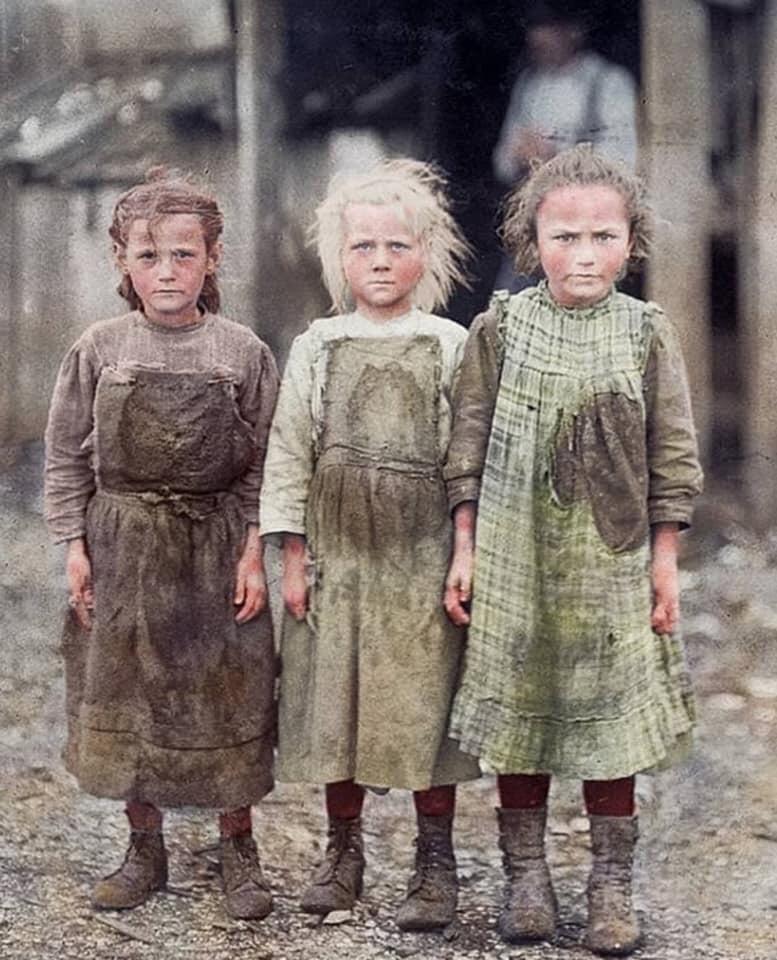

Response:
(535, 185), (632, 307)
(118, 214), (218, 326)
(341, 203), (425, 320)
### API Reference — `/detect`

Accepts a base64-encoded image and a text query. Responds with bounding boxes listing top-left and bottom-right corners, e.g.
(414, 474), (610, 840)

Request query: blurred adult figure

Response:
(493, 1), (638, 290)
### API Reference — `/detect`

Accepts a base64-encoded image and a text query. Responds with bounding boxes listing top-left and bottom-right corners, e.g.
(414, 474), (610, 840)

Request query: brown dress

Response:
(46, 313), (278, 809)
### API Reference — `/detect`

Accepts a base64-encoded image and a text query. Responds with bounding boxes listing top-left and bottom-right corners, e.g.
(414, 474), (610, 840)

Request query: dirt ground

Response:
(1, 442), (776, 960)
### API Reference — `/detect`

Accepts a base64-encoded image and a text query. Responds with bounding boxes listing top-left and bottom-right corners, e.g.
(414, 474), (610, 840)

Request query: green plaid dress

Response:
(449, 284), (698, 779)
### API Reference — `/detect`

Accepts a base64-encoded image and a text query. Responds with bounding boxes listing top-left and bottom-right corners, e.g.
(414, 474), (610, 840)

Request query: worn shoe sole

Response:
(91, 877), (167, 911)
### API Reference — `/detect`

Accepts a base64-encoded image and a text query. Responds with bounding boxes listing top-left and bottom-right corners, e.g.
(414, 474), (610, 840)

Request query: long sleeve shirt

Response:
(44, 311), (279, 542)
(443, 296), (703, 528)
(260, 309), (466, 539)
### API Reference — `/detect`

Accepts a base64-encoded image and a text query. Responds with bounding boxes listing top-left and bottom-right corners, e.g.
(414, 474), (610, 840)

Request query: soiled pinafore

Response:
(444, 285), (703, 780)
(261, 311), (480, 791)
(45, 312), (278, 809)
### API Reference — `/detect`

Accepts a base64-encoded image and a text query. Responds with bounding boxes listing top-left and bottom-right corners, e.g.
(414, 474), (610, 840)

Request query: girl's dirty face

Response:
(341, 203), (425, 320)
(117, 214), (218, 326)
(535, 184), (632, 308)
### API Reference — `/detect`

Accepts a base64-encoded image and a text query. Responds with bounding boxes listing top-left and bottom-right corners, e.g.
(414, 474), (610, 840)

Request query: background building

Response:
(1, 0), (774, 523)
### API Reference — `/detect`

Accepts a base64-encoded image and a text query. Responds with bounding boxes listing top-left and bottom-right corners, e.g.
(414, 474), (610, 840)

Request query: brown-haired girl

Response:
(261, 159), (480, 931)
(44, 169), (279, 920)
(444, 145), (703, 955)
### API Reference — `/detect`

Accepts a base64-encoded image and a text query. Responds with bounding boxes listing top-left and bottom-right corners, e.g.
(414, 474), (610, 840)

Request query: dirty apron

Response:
(450, 290), (695, 779)
(277, 336), (479, 790)
(61, 367), (275, 809)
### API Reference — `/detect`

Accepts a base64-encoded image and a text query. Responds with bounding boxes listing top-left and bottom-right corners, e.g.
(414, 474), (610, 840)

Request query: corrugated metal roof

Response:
(0, 53), (233, 185)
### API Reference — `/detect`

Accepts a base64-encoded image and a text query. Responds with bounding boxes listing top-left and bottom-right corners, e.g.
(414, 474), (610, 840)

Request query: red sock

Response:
(413, 784), (456, 817)
(583, 777), (635, 817)
(219, 805), (253, 838)
(325, 779), (365, 820)
(126, 800), (163, 831)
(498, 773), (551, 809)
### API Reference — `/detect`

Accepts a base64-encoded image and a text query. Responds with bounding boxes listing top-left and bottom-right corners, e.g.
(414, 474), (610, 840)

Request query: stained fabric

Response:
(551, 390), (649, 552)
(58, 364), (276, 809)
(265, 312), (480, 791)
(446, 284), (701, 780)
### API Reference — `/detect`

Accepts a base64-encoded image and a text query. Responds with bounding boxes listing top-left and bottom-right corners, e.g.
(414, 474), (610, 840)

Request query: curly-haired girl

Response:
(444, 145), (703, 954)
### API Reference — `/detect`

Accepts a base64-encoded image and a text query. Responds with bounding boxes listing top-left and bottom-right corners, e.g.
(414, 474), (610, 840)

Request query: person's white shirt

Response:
(493, 51), (638, 182)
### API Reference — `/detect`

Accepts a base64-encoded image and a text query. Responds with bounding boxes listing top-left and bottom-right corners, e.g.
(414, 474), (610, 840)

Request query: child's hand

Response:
(234, 525), (268, 623)
(282, 533), (309, 622)
(66, 537), (94, 630)
(651, 522), (680, 635)
(444, 547), (473, 626)
(444, 502), (477, 626)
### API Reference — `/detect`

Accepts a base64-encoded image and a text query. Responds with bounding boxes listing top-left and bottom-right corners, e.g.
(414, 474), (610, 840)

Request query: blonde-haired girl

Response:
(261, 158), (479, 931)
(444, 145), (703, 954)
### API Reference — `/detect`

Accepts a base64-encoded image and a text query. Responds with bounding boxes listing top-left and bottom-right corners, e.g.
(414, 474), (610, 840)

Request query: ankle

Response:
(325, 780), (365, 820)
(219, 806), (253, 839)
(126, 801), (163, 832)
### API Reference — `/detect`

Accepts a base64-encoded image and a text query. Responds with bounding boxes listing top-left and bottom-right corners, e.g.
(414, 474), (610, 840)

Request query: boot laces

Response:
(225, 835), (267, 890)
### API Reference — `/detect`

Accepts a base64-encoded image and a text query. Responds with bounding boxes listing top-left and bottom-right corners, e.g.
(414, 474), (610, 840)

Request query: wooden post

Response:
(233, 0), (285, 356)
(641, 0), (712, 459)
(0, 166), (21, 450)
(742, 0), (777, 528)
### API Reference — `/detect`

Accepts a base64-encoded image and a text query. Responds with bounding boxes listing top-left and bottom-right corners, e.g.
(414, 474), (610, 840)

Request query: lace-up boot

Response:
(300, 816), (365, 914)
(497, 806), (557, 943)
(396, 813), (458, 931)
(92, 829), (167, 910)
(584, 815), (640, 955)
(220, 833), (273, 920)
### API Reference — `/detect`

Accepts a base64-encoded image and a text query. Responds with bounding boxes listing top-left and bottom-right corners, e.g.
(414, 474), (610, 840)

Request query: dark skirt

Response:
(62, 489), (275, 809)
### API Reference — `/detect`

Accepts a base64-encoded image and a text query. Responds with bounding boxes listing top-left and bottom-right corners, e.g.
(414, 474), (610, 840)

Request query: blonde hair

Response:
(110, 167), (224, 313)
(501, 144), (653, 275)
(313, 158), (471, 314)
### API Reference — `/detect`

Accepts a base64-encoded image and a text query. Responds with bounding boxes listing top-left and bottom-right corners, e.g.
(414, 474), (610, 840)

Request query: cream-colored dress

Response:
(262, 310), (480, 790)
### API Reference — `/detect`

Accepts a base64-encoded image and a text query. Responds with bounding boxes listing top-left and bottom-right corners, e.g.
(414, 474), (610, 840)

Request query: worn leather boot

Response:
(300, 816), (365, 914)
(396, 813), (458, 931)
(497, 806), (557, 943)
(220, 833), (273, 920)
(585, 815), (641, 956)
(92, 829), (168, 910)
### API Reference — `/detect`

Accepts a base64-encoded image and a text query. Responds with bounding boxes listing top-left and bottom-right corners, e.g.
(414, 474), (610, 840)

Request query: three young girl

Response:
(46, 146), (700, 954)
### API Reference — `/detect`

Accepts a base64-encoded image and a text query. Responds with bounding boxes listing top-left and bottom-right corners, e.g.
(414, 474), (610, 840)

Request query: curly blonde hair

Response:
(110, 167), (224, 314)
(313, 158), (471, 314)
(501, 144), (653, 275)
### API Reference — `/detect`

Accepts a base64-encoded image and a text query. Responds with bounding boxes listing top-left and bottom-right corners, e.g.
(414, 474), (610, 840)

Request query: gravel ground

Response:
(1, 443), (776, 960)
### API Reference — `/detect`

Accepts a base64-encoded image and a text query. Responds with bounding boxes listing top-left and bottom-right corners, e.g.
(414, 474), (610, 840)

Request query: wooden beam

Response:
(641, 0), (712, 460)
(0, 166), (21, 450)
(233, 0), (285, 355)
(741, 0), (777, 528)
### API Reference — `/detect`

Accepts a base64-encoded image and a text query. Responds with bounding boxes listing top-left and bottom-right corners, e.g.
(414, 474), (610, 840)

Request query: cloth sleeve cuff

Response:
(648, 503), (694, 530)
(447, 478), (481, 513)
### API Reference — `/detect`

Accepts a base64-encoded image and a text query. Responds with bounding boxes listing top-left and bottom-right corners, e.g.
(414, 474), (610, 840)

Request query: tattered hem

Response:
(449, 694), (695, 781)
(64, 726), (275, 809)
(275, 756), (480, 793)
